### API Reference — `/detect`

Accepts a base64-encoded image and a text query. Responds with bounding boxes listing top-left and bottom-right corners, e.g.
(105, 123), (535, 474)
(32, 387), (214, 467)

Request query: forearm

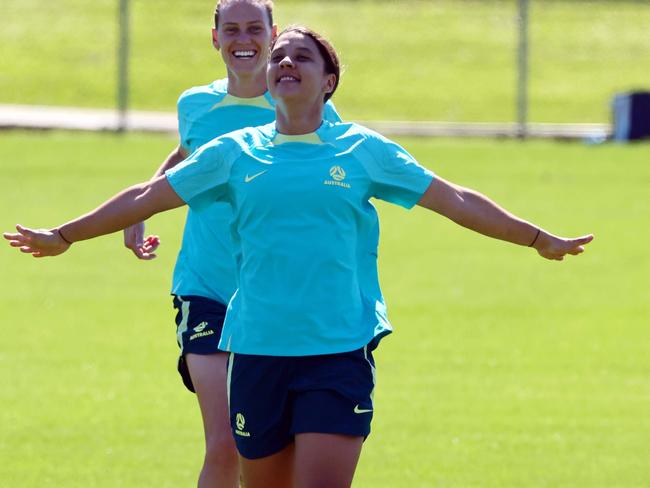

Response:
(419, 178), (539, 246)
(58, 176), (184, 243)
(120, 146), (187, 258)
(152, 145), (188, 178)
(446, 187), (539, 245)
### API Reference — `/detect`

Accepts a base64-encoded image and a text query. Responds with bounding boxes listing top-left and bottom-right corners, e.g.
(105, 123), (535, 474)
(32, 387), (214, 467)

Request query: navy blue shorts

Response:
(227, 346), (376, 459)
(173, 295), (227, 393)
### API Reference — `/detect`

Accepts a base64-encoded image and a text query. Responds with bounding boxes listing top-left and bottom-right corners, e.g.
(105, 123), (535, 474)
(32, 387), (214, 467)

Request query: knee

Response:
(205, 431), (238, 468)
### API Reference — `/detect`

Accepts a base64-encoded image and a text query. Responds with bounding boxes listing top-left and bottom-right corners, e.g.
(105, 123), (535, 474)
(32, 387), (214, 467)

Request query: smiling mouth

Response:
(277, 75), (300, 83)
(233, 50), (256, 59)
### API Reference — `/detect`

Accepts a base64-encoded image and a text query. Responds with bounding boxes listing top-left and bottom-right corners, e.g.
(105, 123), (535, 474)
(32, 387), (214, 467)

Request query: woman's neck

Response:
(275, 100), (324, 135)
(226, 70), (268, 98)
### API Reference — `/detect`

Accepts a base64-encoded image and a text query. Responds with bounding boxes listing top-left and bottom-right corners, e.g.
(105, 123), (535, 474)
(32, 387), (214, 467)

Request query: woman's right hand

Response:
(123, 222), (160, 260)
(3, 224), (71, 258)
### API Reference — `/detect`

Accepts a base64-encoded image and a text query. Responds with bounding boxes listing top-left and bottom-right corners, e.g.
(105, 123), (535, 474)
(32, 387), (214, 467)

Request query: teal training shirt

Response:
(166, 120), (435, 356)
(172, 79), (340, 304)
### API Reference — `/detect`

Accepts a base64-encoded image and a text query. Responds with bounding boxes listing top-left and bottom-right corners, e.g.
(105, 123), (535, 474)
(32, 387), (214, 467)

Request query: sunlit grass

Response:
(1, 131), (648, 486)
(1, 0), (649, 122)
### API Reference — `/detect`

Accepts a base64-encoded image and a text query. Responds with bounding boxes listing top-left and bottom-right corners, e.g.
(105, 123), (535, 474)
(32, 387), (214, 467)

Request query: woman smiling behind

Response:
(125, 2), (278, 485)
(5, 25), (592, 487)
(122, 1), (340, 486)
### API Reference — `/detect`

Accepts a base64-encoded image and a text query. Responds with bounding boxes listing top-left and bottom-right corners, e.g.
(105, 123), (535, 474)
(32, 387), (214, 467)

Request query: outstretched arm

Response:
(4, 175), (185, 258)
(417, 177), (593, 260)
(123, 145), (189, 260)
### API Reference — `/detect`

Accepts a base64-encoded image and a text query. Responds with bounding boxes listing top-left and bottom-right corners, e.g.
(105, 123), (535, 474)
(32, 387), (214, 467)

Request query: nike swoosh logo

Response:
(353, 405), (373, 414)
(244, 170), (268, 183)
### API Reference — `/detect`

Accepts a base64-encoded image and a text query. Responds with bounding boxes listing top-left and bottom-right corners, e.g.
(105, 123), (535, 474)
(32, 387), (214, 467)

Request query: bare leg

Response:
(186, 352), (239, 488)
(294, 433), (363, 488)
(240, 443), (295, 488)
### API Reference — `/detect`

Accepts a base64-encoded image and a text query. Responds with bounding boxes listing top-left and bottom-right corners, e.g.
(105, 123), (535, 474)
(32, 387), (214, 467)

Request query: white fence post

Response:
(517, 0), (530, 138)
(117, 0), (130, 132)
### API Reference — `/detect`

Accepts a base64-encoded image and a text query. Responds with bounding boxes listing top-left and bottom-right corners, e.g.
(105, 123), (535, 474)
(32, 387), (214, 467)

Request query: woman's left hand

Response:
(533, 232), (594, 261)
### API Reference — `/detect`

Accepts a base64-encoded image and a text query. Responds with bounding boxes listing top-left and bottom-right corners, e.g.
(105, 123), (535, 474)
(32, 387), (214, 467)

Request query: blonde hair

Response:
(214, 0), (274, 28)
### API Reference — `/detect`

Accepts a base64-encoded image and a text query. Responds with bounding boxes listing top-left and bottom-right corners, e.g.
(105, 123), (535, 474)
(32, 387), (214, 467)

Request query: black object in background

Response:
(612, 91), (650, 141)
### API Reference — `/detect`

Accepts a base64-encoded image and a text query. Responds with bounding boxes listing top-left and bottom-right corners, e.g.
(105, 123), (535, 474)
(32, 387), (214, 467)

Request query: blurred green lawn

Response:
(1, 0), (650, 122)
(1, 131), (648, 487)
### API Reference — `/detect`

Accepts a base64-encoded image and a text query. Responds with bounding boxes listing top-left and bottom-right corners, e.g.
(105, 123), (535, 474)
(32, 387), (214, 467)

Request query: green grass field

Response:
(2, 0), (650, 122)
(1, 131), (648, 487)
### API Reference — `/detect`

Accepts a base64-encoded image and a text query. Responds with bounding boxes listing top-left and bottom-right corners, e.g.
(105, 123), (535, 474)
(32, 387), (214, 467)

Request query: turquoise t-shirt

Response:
(166, 120), (435, 356)
(172, 79), (340, 304)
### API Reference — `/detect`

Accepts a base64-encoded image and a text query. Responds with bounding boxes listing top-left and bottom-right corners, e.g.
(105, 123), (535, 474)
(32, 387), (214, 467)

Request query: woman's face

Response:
(213, 1), (275, 77)
(267, 31), (336, 106)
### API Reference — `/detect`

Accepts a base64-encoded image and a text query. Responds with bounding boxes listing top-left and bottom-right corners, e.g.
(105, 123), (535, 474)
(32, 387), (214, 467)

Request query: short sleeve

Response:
(324, 100), (342, 123)
(165, 137), (238, 210)
(177, 91), (191, 152)
(364, 133), (435, 209)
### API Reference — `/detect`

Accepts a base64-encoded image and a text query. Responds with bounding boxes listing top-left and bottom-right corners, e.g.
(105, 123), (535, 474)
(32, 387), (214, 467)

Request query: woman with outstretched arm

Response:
(5, 25), (592, 488)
